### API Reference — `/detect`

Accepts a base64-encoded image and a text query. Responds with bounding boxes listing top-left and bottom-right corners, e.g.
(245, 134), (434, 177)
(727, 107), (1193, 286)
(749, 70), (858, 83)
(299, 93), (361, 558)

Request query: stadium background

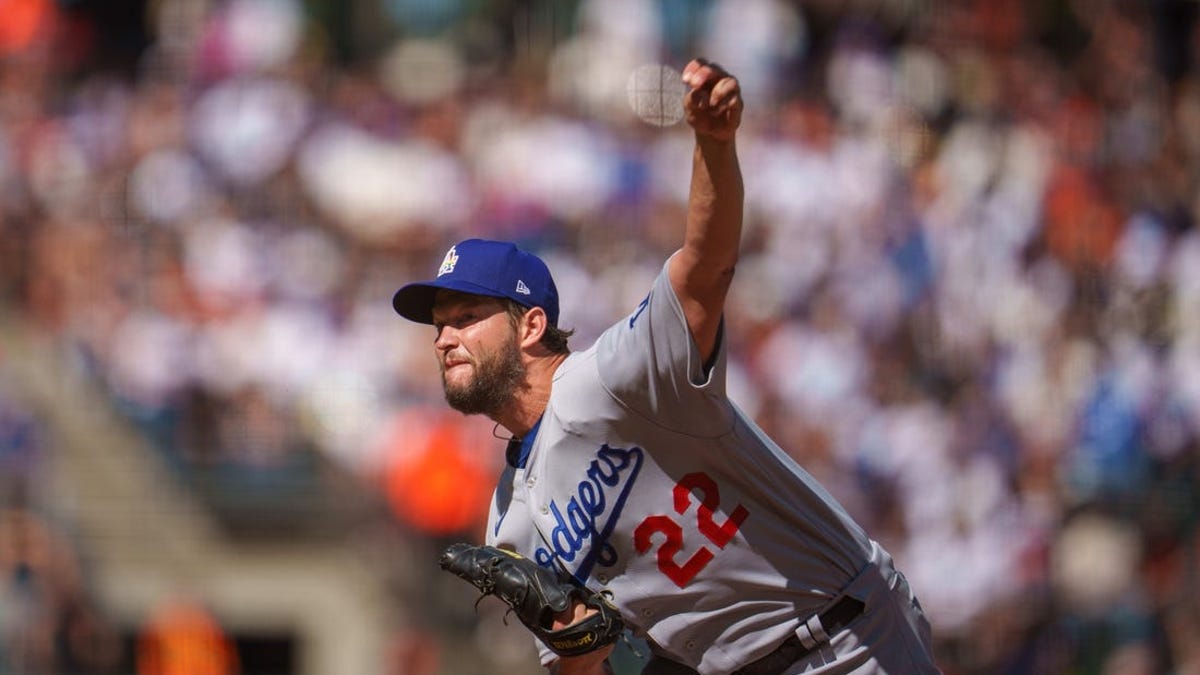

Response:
(0, 0), (1198, 673)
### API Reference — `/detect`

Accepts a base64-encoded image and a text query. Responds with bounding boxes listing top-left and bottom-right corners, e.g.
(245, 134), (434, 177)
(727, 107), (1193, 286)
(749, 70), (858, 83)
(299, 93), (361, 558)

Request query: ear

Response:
(517, 306), (549, 350)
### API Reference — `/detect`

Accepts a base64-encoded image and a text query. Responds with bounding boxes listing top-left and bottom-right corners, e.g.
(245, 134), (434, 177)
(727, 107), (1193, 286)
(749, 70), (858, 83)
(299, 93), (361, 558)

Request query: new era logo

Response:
(515, 280), (531, 295)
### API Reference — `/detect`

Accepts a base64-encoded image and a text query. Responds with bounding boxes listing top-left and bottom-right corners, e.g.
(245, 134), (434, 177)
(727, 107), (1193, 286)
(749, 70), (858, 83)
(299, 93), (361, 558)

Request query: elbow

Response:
(709, 257), (737, 285)
(695, 262), (736, 303)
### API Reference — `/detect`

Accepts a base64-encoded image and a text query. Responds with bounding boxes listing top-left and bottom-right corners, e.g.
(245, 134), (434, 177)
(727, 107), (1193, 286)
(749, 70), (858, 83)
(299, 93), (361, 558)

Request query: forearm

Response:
(681, 135), (744, 281)
(670, 134), (743, 360)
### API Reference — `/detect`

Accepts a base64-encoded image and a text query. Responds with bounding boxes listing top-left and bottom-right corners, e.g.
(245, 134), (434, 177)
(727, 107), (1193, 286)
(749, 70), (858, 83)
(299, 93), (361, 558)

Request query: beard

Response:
(442, 337), (526, 417)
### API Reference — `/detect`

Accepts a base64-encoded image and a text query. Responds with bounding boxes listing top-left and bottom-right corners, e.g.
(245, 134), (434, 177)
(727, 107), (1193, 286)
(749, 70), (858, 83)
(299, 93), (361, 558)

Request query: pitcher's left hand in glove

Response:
(440, 543), (625, 657)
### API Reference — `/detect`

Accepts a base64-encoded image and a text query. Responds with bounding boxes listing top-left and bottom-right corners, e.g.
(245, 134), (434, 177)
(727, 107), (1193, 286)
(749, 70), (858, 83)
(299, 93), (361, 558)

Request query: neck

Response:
(492, 352), (568, 438)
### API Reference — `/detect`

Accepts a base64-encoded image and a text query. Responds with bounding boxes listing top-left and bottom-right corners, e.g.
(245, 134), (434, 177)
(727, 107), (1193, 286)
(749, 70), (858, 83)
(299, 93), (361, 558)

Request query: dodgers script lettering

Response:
(535, 444), (644, 581)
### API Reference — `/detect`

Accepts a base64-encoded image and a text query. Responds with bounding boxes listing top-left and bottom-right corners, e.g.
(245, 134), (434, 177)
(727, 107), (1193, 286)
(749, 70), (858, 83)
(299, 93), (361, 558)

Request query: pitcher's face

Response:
(431, 291), (525, 416)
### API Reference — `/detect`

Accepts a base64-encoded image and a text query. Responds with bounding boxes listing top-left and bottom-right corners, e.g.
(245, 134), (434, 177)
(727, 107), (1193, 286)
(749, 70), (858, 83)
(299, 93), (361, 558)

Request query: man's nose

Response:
(434, 325), (458, 350)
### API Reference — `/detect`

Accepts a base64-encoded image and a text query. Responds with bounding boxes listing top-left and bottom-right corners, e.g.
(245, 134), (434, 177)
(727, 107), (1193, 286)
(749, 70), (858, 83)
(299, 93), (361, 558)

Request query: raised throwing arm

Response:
(669, 59), (745, 366)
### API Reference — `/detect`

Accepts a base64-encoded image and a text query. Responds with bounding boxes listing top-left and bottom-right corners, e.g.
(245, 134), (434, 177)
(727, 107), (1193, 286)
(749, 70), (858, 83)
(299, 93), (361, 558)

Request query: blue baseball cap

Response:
(392, 239), (560, 326)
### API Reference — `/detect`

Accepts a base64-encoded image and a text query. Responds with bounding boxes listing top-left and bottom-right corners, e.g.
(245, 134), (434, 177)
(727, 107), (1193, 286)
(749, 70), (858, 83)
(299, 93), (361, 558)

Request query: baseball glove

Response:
(439, 543), (624, 657)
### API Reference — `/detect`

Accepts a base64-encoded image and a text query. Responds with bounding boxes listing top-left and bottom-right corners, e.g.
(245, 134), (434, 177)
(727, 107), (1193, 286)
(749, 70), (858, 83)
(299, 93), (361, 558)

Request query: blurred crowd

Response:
(2, 0), (1200, 673)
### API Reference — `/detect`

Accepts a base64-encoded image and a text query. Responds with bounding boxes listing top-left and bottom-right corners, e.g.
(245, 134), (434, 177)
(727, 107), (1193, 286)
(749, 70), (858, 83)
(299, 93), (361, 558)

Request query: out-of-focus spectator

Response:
(379, 407), (498, 537)
(0, 384), (42, 496)
(136, 597), (239, 675)
(0, 506), (121, 673)
(1, 380), (121, 673)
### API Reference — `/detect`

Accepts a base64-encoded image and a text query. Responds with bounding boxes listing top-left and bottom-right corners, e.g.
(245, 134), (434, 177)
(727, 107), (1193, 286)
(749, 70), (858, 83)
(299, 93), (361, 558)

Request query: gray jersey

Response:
(486, 260), (932, 674)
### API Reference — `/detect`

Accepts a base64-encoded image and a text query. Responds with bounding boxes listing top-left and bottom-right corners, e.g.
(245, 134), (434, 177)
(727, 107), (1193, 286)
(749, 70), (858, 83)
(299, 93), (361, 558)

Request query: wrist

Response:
(695, 134), (737, 155)
(549, 653), (612, 675)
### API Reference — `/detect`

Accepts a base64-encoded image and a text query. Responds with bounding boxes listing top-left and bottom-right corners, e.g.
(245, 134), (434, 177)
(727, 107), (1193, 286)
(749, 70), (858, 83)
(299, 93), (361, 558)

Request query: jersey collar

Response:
(504, 416), (542, 469)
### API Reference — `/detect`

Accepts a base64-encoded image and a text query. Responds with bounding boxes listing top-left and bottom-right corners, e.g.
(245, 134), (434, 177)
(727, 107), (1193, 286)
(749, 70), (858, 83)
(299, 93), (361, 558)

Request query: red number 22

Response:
(634, 472), (749, 588)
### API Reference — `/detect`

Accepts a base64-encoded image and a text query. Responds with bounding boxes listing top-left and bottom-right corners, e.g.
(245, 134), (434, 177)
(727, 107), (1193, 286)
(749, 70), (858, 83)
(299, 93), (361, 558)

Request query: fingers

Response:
(682, 59), (739, 106)
(682, 59), (740, 127)
(709, 76), (741, 112)
(681, 58), (742, 139)
(682, 58), (728, 91)
(681, 58), (708, 87)
(551, 602), (596, 631)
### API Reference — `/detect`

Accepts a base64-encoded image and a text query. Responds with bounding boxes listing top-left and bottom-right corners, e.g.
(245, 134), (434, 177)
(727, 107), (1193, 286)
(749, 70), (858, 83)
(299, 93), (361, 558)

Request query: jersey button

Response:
(685, 639), (697, 651)
(641, 608), (653, 618)
(539, 504), (550, 515)
(526, 476), (536, 488)
(596, 573), (608, 584)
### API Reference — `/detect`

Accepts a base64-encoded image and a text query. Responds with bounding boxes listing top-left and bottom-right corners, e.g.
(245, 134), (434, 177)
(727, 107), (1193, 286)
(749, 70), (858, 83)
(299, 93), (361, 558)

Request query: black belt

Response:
(730, 595), (866, 675)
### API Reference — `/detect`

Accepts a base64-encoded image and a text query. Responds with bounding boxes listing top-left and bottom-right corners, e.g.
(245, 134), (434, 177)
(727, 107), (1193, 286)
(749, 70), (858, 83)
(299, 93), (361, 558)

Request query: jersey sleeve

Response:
(594, 256), (732, 435)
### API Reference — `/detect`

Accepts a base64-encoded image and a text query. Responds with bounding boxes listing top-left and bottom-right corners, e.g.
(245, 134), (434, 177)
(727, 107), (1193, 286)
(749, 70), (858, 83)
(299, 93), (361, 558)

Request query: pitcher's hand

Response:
(682, 59), (742, 142)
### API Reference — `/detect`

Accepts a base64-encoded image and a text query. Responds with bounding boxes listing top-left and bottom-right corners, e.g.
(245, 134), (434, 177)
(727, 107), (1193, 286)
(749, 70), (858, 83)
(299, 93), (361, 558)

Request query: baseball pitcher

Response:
(393, 59), (939, 675)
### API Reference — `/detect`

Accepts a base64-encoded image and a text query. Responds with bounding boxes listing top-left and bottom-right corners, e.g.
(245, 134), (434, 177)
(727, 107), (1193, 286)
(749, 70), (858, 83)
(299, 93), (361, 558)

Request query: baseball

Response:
(626, 63), (687, 127)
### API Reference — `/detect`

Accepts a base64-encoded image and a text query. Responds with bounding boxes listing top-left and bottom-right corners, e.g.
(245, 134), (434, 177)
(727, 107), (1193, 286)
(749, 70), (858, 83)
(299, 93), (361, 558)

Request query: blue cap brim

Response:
(392, 279), (517, 324)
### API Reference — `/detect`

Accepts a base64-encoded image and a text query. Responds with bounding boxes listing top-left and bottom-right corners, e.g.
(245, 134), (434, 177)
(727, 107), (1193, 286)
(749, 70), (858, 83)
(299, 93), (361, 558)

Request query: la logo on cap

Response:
(437, 246), (459, 277)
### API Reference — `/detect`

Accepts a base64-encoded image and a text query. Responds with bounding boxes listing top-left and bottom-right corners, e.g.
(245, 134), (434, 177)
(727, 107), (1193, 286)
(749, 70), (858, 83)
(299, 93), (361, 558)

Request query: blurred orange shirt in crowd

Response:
(136, 599), (239, 675)
(383, 409), (494, 536)
(1043, 163), (1123, 270)
(0, 0), (53, 54)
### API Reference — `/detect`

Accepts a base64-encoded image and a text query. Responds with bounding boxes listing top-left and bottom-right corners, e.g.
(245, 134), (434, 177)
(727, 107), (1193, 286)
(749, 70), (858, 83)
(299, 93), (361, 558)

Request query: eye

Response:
(447, 311), (481, 330)
(434, 311), (475, 336)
